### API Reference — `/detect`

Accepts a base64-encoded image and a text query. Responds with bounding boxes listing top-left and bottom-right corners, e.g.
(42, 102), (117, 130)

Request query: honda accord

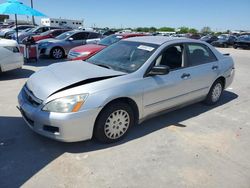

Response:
(18, 36), (235, 143)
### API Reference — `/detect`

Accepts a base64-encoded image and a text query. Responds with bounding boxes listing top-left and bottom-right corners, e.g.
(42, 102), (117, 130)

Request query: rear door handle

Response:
(212, 65), (219, 70)
(181, 73), (190, 79)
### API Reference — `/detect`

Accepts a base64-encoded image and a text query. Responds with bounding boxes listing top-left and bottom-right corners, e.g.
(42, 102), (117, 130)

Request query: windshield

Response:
(56, 31), (75, 40)
(218, 35), (229, 40)
(201, 36), (209, 40)
(87, 41), (158, 73)
(98, 35), (123, 46)
(23, 28), (32, 32)
(40, 30), (53, 36)
(238, 35), (250, 41)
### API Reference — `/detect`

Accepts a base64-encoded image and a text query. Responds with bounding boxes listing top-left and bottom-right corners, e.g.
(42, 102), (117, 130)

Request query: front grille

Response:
(23, 85), (43, 107)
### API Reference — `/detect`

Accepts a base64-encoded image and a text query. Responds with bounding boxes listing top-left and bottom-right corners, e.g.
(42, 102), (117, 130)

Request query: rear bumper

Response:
(225, 68), (235, 89)
(0, 58), (24, 72)
(18, 89), (101, 142)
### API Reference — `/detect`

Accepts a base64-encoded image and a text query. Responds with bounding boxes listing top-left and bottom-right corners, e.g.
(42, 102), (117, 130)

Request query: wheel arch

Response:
(94, 97), (140, 127)
(215, 76), (226, 89)
(50, 46), (66, 58)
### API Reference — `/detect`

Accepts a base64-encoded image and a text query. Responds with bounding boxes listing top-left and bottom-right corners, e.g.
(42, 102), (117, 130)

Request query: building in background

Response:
(41, 18), (84, 29)
(0, 14), (9, 22)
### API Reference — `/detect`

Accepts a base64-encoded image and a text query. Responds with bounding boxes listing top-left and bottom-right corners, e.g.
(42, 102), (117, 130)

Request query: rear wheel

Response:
(50, 47), (64, 59)
(94, 102), (134, 143)
(204, 80), (223, 105)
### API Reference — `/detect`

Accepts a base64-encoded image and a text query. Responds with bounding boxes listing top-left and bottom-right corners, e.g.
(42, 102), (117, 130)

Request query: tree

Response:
(201, 26), (212, 34)
(189, 28), (198, 34)
(149, 27), (157, 32)
(158, 27), (175, 32)
(178, 27), (190, 33)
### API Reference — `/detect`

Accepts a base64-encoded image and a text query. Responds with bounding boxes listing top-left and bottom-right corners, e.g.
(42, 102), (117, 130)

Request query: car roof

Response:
(124, 36), (201, 45)
(116, 33), (146, 38)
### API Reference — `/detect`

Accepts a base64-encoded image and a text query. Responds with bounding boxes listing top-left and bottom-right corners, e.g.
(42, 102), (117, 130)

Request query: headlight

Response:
(42, 94), (88, 113)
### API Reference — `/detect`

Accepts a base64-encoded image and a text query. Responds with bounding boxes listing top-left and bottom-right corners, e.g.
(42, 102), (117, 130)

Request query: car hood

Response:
(71, 44), (106, 53)
(26, 61), (125, 100)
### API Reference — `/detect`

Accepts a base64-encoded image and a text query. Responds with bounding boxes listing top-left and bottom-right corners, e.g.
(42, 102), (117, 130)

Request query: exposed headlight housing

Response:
(42, 94), (88, 113)
(79, 51), (91, 57)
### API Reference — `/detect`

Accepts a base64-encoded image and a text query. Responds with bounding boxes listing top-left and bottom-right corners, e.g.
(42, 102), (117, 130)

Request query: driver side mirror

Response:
(148, 65), (170, 76)
(68, 37), (73, 41)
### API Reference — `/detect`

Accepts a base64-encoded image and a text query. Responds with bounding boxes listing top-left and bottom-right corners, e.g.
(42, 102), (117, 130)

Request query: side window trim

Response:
(144, 43), (187, 77)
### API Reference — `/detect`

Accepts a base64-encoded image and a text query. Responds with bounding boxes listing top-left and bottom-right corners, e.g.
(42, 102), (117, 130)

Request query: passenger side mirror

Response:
(148, 65), (170, 76)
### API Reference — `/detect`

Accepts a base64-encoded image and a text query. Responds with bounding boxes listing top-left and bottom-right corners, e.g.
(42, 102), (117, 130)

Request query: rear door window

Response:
(71, 32), (89, 40)
(88, 32), (101, 39)
(186, 43), (217, 66)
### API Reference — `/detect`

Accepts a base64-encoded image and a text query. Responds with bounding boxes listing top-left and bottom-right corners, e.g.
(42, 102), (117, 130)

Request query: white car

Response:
(0, 39), (24, 72)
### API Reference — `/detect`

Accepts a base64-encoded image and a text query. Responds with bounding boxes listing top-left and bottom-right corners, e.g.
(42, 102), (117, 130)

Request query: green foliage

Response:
(189, 28), (198, 34)
(177, 27), (190, 33)
(135, 27), (157, 32)
(158, 27), (175, 32)
(201, 26), (212, 34)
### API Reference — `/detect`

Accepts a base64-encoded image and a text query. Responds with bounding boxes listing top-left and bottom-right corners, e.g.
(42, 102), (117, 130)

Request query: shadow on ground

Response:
(0, 91), (238, 187)
(0, 68), (34, 81)
(25, 56), (69, 67)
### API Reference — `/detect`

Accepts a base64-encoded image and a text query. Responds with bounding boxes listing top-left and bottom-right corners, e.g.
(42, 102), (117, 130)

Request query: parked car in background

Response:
(0, 39), (23, 72)
(0, 25), (35, 38)
(18, 36), (235, 143)
(32, 29), (71, 42)
(187, 33), (201, 40)
(38, 30), (102, 59)
(68, 33), (146, 60)
(102, 30), (117, 36)
(211, 35), (237, 48)
(233, 35), (250, 49)
(16, 26), (61, 43)
(200, 35), (218, 44)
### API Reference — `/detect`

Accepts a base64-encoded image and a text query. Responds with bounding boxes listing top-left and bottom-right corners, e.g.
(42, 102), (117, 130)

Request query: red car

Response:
(32, 29), (71, 42)
(68, 33), (147, 61)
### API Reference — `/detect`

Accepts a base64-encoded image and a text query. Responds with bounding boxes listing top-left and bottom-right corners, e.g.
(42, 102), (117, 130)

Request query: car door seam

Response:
(145, 86), (209, 108)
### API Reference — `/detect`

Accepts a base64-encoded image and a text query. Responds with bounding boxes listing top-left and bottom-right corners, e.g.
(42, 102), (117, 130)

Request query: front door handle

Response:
(181, 73), (190, 79)
(212, 65), (219, 70)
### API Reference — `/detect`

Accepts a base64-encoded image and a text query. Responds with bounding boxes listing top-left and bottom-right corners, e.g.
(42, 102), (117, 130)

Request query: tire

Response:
(233, 45), (237, 49)
(204, 80), (224, 105)
(94, 102), (135, 143)
(50, 47), (64, 59)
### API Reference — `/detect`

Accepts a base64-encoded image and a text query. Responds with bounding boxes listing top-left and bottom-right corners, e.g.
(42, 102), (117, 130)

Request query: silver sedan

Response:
(18, 36), (235, 143)
(38, 30), (102, 59)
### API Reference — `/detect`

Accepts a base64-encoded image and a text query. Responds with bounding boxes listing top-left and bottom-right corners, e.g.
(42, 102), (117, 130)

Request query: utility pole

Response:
(31, 0), (35, 25)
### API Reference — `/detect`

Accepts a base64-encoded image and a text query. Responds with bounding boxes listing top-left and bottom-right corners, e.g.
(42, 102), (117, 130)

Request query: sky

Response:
(1, 0), (250, 31)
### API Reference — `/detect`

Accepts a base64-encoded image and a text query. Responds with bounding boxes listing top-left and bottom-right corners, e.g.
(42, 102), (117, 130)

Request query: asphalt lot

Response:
(0, 48), (250, 188)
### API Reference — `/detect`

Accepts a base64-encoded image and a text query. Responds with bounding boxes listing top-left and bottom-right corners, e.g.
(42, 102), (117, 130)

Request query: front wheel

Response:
(204, 80), (223, 105)
(50, 47), (64, 59)
(94, 102), (134, 143)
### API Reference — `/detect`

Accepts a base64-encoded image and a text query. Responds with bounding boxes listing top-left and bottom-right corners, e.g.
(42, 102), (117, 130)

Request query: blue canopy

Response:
(0, 0), (46, 16)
